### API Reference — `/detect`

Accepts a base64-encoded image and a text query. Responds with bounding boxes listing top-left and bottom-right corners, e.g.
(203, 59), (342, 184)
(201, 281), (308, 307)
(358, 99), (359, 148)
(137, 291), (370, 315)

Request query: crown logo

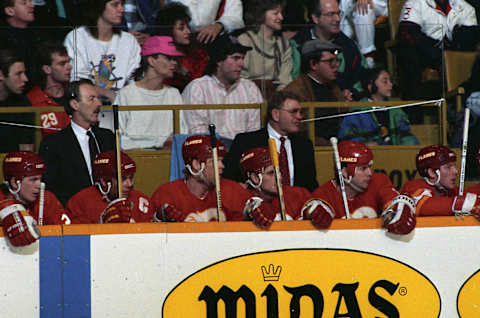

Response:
(261, 264), (282, 282)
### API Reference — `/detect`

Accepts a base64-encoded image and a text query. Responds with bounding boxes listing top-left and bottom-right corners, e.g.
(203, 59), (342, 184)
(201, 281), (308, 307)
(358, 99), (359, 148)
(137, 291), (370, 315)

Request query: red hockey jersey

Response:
(401, 179), (456, 216)
(66, 186), (154, 224)
(248, 186), (312, 221)
(152, 178), (253, 222)
(312, 173), (398, 219)
(0, 189), (68, 225)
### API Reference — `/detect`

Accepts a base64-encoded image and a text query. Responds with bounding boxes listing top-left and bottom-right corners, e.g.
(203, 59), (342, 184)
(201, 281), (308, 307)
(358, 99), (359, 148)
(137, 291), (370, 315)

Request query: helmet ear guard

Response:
(240, 147), (272, 190)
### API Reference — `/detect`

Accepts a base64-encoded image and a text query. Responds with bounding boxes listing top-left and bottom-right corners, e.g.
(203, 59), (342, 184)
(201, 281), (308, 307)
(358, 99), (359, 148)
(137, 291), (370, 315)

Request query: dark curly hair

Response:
(154, 2), (191, 37)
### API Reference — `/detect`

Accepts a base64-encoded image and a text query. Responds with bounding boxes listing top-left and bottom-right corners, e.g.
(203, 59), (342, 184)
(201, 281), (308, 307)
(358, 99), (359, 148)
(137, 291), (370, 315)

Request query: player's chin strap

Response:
(344, 175), (364, 193)
(381, 195), (416, 224)
(246, 173), (263, 190)
(424, 169), (447, 193)
(6, 180), (26, 204)
(96, 181), (112, 202)
(186, 162), (205, 176)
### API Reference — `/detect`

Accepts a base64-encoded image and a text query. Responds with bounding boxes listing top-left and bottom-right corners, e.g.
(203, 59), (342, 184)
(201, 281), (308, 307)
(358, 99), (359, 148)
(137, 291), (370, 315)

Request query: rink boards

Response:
(1, 217), (480, 318)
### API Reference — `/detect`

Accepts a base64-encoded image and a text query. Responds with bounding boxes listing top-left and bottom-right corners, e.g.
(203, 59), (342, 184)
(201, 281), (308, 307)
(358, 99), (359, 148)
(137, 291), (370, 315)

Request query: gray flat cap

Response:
(301, 39), (342, 56)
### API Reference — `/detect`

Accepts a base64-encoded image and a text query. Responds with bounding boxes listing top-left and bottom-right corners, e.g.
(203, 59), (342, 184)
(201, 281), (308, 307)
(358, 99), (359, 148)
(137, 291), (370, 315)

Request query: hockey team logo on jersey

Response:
(162, 249), (440, 317)
(457, 268), (480, 317)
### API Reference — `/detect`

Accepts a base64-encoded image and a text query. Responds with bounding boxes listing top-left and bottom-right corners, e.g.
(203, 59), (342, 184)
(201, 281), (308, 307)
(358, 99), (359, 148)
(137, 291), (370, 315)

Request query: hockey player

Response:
(239, 147), (334, 229)
(151, 135), (255, 222)
(0, 151), (69, 247)
(311, 140), (416, 234)
(66, 151), (154, 223)
(402, 145), (480, 217)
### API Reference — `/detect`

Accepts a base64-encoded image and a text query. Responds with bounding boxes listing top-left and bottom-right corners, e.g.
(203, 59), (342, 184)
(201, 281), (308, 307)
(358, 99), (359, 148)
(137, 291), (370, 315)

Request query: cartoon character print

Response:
(90, 54), (123, 90)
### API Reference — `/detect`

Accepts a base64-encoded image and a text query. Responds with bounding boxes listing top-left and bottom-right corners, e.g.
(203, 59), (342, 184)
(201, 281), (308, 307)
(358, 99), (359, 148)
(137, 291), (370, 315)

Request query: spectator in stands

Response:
(238, 0), (292, 98)
(155, 2), (209, 92)
(0, 0), (40, 88)
(163, 0), (245, 44)
(293, 0), (369, 101)
(397, 0), (477, 100)
(39, 79), (115, 206)
(339, 0), (387, 68)
(284, 40), (344, 102)
(66, 151), (154, 224)
(284, 39), (345, 145)
(402, 145), (480, 217)
(281, 1), (307, 80)
(182, 34), (263, 143)
(122, 0), (159, 45)
(32, 0), (71, 41)
(461, 46), (480, 179)
(339, 68), (419, 145)
(0, 48), (34, 153)
(26, 41), (71, 137)
(114, 36), (184, 150)
(223, 91), (318, 192)
(63, 0), (141, 104)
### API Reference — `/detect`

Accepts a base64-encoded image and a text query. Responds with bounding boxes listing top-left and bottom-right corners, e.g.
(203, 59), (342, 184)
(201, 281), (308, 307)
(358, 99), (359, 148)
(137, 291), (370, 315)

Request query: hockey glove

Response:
(301, 199), (334, 229)
(382, 195), (416, 235)
(0, 199), (40, 247)
(452, 193), (480, 217)
(99, 198), (133, 223)
(154, 203), (185, 222)
(243, 197), (276, 228)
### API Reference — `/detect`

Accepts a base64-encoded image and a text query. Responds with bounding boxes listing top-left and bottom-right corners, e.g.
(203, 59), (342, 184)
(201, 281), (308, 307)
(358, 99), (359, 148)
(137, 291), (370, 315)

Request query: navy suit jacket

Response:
(39, 124), (115, 206)
(222, 127), (319, 192)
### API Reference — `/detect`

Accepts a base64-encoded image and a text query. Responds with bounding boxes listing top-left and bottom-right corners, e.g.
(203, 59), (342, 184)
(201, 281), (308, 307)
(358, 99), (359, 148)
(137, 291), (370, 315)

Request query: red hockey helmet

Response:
(93, 151), (136, 182)
(416, 145), (456, 177)
(3, 151), (46, 181)
(240, 147), (272, 177)
(338, 140), (374, 178)
(182, 135), (226, 165)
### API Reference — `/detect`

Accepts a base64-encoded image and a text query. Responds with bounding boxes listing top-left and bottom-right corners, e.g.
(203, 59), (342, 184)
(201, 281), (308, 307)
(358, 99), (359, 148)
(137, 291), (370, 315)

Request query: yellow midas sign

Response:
(458, 269), (480, 317)
(163, 249), (440, 317)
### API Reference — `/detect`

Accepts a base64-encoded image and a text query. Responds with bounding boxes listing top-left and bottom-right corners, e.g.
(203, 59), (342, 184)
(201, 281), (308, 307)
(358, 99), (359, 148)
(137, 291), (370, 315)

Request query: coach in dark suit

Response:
(39, 79), (114, 206)
(223, 91), (318, 192)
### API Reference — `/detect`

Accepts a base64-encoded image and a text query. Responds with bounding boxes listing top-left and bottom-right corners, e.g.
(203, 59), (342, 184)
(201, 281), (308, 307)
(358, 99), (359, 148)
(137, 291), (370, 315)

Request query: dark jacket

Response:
(39, 124), (115, 206)
(223, 127), (319, 192)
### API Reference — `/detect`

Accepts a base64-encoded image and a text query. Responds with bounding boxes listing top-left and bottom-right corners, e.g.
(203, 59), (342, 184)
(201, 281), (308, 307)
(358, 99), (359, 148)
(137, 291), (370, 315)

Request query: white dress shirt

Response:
(267, 123), (294, 186)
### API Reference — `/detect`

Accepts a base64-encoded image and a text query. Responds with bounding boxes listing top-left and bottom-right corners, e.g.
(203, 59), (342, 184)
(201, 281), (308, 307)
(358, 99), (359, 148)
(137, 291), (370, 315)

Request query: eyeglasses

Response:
(319, 57), (340, 66)
(321, 11), (343, 18)
(279, 108), (302, 115)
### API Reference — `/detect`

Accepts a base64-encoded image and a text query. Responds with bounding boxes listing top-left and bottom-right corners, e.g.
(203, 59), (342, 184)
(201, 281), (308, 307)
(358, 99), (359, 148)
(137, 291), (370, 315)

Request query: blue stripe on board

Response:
(63, 235), (91, 318)
(40, 236), (63, 318)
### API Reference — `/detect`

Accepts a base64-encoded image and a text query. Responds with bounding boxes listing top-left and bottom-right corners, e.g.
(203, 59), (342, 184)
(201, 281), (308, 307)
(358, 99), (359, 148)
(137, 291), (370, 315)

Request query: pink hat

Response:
(141, 36), (185, 57)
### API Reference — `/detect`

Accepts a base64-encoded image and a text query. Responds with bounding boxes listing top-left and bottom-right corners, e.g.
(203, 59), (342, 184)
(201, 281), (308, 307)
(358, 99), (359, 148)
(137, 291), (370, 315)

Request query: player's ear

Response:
(426, 168), (437, 181)
(191, 159), (201, 172)
(9, 177), (19, 190)
(250, 172), (260, 185)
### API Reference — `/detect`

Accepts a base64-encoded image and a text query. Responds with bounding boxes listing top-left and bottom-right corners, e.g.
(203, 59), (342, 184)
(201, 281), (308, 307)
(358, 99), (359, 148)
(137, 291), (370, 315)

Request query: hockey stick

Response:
(209, 124), (223, 222)
(38, 182), (45, 226)
(330, 137), (350, 219)
(268, 138), (287, 221)
(113, 105), (122, 199)
(459, 108), (470, 196)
